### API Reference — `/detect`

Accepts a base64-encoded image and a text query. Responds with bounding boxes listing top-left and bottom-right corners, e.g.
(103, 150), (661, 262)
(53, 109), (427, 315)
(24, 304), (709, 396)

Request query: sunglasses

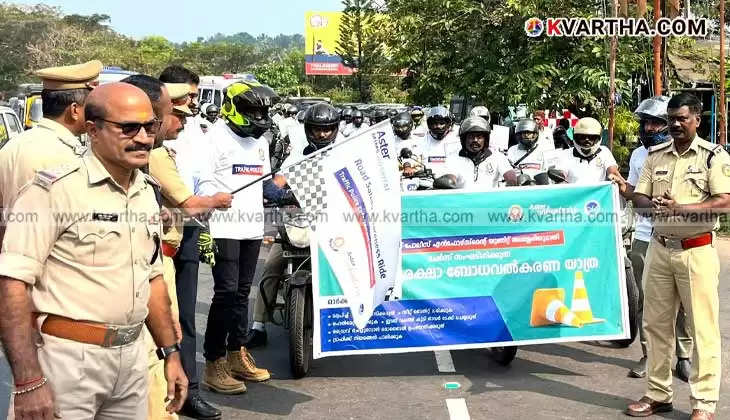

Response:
(97, 118), (159, 137)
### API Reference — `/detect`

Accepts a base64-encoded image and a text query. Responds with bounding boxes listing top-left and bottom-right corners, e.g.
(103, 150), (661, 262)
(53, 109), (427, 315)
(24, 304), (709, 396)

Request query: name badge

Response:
(92, 212), (119, 222)
(655, 170), (669, 176)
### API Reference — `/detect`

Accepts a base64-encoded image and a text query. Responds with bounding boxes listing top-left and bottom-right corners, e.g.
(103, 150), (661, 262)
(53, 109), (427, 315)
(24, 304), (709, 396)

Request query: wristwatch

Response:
(156, 343), (181, 360)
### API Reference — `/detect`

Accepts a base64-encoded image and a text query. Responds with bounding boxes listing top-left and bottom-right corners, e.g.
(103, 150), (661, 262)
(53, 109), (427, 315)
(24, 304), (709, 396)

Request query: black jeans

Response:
(174, 225), (201, 395)
(203, 238), (262, 361)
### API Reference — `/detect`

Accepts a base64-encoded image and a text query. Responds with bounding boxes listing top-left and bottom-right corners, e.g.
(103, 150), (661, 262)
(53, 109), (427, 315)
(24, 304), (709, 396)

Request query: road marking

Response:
(434, 350), (455, 372)
(446, 398), (470, 420)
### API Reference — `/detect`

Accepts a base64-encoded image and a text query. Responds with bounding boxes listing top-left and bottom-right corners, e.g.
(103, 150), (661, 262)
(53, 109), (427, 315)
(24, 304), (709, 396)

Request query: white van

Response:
(198, 73), (259, 108)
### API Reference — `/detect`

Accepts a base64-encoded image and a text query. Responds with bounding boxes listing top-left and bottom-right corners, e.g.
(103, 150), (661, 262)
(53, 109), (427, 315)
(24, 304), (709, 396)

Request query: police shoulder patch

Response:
(648, 141), (672, 154)
(33, 162), (81, 190)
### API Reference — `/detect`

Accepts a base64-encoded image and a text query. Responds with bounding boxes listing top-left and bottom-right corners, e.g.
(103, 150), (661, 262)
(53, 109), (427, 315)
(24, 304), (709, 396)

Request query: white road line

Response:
(446, 398), (471, 420)
(434, 350), (455, 373)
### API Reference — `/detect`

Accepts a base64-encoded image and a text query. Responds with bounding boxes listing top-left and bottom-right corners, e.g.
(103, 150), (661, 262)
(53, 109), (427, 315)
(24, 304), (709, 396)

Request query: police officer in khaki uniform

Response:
(0, 83), (187, 420)
(0, 60), (103, 247)
(623, 93), (730, 420)
(146, 82), (231, 420)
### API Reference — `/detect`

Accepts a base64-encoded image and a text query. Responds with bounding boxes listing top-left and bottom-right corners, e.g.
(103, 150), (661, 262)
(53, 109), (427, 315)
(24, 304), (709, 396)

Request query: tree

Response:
(336, 0), (386, 102)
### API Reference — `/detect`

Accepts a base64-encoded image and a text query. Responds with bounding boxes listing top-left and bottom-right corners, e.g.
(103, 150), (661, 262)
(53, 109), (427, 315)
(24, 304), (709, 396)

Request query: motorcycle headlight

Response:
(284, 214), (310, 248)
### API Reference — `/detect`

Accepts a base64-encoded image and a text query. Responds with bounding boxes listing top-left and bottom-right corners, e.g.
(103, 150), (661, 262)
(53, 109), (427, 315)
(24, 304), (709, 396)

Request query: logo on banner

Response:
(232, 164), (264, 176)
(508, 205), (524, 222)
(329, 236), (346, 251)
(584, 200), (600, 215)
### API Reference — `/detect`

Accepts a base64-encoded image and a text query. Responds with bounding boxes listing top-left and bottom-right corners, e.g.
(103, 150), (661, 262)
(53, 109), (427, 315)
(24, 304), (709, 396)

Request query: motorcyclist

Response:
(507, 118), (559, 178)
(388, 108), (399, 122)
(371, 109), (389, 124)
(296, 110), (306, 124)
(342, 109), (366, 137)
(621, 96), (693, 381)
(470, 105), (491, 126)
(444, 116), (515, 189)
(411, 106), (427, 138)
(247, 102), (341, 348)
(423, 106), (460, 177)
(552, 118), (572, 150)
(554, 117), (625, 185)
(204, 103), (220, 124)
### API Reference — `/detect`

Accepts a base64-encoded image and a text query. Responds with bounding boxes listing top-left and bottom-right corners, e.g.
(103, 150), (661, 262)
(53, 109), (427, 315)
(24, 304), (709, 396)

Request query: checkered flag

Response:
(281, 150), (330, 228)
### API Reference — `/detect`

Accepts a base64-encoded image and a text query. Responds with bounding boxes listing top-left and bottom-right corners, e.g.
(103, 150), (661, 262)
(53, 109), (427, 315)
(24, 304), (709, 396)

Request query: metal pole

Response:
(608, 0), (618, 151)
(719, 0), (726, 145)
(711, 93), (716, 143)
(652, 0), (662, 95)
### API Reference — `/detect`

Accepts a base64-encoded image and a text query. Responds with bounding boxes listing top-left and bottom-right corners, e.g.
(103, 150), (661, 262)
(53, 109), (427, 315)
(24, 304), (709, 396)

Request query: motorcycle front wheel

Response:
(288, 284), (313, 378)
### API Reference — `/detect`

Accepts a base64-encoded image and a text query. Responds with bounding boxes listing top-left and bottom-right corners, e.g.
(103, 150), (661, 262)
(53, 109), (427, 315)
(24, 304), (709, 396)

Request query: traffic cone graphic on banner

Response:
(570, 271), (604, 324)
(530, 288), (583, 328)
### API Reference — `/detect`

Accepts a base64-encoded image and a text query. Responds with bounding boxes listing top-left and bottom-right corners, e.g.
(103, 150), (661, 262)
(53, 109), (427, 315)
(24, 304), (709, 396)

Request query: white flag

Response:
(283, 121), (401, 329)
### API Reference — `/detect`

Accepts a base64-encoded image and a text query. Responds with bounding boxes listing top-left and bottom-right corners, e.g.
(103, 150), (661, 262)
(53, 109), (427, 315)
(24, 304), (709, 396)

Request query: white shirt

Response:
(164, 117), (210, 194)
(628, 146), (652, 242)
(199, 123), (271, 240)
(341, 123), (366, 137)
(278, 117), (298, 140)
(423, 131), (462, 177)
(507, 143), (560, 178)
(412, 121), (428, 139)
(446, 151), (513, 189)
(556, 146), (618, 184)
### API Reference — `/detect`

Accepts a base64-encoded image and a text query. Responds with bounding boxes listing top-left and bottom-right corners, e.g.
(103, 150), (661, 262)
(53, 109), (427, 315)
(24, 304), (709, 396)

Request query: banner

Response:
(305, 12), (354, 76)
(284, 122), (402, 329)
(313, 183), (628, 358)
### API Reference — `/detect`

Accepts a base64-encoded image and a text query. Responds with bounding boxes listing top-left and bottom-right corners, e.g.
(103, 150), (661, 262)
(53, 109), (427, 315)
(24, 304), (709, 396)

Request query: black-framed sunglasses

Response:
(96, 118), (160, 137)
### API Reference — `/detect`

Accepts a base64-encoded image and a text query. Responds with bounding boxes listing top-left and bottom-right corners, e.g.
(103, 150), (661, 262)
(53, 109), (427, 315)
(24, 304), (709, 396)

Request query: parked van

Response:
(198, 73), (259, 107)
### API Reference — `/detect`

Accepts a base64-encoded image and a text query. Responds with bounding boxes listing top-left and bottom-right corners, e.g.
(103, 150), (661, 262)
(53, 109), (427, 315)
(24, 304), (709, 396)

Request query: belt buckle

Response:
(664, 237), (683, 249)
(102, 324), (141, 347)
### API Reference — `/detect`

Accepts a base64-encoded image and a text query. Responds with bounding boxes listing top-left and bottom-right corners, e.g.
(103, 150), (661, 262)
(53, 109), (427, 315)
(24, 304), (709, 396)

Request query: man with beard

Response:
(444, 116), (515, 189)
(623, 96), (693, 382)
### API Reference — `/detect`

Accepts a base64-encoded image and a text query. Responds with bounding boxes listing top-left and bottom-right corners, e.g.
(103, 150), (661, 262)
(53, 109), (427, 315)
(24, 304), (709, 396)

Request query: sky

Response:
(18, 0), (344, 42)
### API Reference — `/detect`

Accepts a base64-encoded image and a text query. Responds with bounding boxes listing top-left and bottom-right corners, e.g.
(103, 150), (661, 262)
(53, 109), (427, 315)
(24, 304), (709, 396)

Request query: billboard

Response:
(305, 11), (354, 76)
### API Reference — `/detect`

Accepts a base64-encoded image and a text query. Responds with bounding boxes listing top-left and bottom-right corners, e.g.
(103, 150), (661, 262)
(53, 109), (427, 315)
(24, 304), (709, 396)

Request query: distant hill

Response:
(196, 32), (305, 50)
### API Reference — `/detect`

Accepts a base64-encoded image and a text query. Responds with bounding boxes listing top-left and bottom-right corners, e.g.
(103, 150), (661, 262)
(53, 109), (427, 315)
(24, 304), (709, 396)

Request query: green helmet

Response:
(220, 81), (280, 138)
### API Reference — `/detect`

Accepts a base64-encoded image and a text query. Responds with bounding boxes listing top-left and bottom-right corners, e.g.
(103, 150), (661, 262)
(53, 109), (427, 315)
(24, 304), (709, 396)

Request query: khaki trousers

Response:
(147, 255), (179, 420)
(643, 237), (721, 412)
(9, 333), (147, 420)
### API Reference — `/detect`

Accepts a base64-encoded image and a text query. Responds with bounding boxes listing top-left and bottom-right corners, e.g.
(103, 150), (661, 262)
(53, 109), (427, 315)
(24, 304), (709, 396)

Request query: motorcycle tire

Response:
(288, 285), (314, 378)
(488, 346), (518, 366)
(614, 257), (639, 348)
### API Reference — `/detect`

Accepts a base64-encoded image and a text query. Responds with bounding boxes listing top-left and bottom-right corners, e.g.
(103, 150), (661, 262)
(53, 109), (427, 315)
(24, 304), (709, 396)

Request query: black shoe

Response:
(246, 329), (267, 348)
(628, 356), (647, 378)
(180, 395), (222, 420)
(675, 358), (691, 383)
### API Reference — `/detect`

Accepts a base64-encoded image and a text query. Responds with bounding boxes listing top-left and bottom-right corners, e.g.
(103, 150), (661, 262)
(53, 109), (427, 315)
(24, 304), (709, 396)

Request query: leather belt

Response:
(37, 314), (143, 347)
(162, 241), (178, 258)
(653, 232), (712, 250)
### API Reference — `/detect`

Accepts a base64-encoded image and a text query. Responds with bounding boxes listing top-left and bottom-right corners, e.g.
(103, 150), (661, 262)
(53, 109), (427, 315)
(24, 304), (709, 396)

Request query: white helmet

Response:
(469, 106), (490, 125)
(573, 117), (603, 157)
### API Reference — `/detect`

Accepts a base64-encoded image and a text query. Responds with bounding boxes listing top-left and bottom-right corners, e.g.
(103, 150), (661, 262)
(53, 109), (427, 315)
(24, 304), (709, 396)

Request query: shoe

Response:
(690, 409), (715, 420)
(246, 329), (268, 349)
(625, 396), (673, 417)
(180, 395), (222, 420)
(202, 357), (246, 394)
(628, 356), (647, 378)
(227, 347), (271, 382)
(675, 358), (691, 383)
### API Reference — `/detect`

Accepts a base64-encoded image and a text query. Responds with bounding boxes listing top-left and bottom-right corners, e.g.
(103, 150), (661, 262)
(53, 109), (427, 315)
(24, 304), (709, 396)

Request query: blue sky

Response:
(20, 0), (344, 42)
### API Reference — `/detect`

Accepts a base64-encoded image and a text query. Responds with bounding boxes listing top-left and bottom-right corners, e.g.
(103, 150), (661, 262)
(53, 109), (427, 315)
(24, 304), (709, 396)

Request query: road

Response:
(2, 239), (730, 419)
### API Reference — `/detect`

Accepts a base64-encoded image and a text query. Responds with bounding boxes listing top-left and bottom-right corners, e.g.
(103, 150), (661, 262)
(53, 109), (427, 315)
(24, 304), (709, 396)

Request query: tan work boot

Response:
(202, 357), (246, 394)
(227, 347), (271, 382)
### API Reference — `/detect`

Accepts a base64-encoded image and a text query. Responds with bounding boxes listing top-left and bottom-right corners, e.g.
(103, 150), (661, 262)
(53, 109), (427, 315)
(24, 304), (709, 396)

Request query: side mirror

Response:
(30, 99), (43, 122)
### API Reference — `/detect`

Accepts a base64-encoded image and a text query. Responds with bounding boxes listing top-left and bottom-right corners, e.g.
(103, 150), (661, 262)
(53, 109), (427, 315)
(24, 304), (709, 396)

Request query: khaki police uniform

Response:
(635, 135), (730, 413)
(145, 83), (193, 420)
(0, 60), (102, 240)
(0, 152), (164, 419)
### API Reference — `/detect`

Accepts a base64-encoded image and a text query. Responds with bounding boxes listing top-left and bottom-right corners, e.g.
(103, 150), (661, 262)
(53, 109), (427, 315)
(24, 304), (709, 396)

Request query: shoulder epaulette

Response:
(648, 141), (672, 153)
(33, 162), (81, 190)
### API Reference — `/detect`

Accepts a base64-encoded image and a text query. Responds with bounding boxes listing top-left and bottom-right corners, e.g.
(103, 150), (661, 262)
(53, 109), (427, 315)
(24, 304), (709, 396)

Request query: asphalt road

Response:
(2, 240), (730, 419)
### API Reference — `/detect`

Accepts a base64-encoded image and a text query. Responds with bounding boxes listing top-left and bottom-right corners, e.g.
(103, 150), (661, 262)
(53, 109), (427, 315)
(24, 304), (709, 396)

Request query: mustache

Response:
(124, 143), (152, 152)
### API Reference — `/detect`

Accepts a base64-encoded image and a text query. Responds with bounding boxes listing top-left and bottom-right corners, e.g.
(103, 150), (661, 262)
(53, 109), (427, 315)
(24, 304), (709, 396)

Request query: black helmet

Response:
(286, 104), (299, 117)
(388, 109), (399, 120)
(220, 81), (280, 139)
(514, 118), (539, 149)
(411, 106), (425, 125)
(392, 112), (414, 140)
(296, 110), (306, 124)
(342, 108), (354, 123)
(304, 103), (340, 149)
(352, 110), (364, 127)
(371, 109), (389, 124)
(427, 106), (453, 140)
(458, 116), (491, 149)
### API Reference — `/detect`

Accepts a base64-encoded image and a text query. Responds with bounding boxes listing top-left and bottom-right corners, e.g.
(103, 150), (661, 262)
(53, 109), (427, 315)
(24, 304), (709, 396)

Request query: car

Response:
(0, 106), (23, 149)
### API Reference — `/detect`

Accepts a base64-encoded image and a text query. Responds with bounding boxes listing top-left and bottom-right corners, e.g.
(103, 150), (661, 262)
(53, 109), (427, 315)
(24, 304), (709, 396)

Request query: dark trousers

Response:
(174, 225), (201, 396)
(203, 238), (262, 361)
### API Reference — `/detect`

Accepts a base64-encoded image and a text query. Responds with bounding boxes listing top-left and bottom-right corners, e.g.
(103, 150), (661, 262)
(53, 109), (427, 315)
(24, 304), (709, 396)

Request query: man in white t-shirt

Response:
(411, 106), (427, 139)
(553, 117), (624, 184)
(197, 81), (274, 394)
(445, 116), (515, 189)
(624, 96), (693, 381)
(507, 119), (559, 178)
(422, 106), (461, 177)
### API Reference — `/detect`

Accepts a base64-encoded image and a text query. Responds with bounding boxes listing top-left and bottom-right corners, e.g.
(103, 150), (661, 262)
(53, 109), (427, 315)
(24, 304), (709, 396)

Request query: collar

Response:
(84, 152), (146, 195)
(671, 135), (701, 156)
(37, 118), (85, 153)
(459, 148), (491, 165)
(573, 148), (599, 163)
